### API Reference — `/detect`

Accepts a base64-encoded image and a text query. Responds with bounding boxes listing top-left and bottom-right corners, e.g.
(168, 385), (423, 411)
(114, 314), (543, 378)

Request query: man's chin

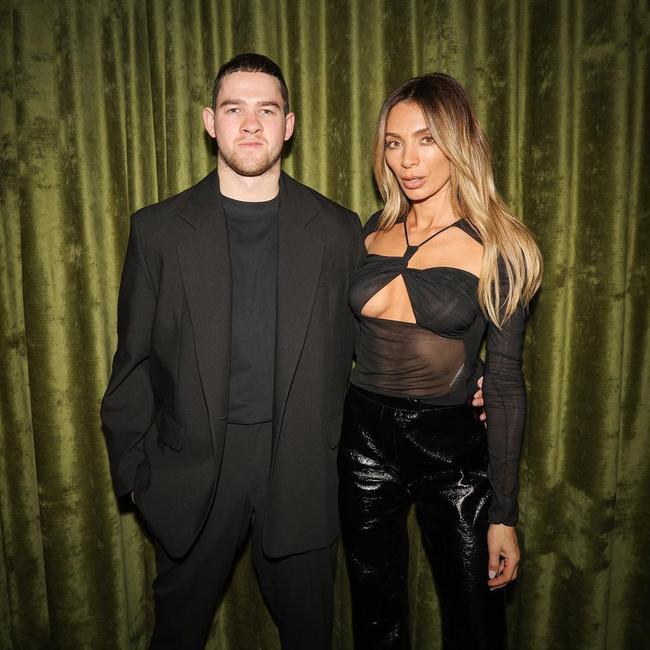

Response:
(219, 152), (281, 178)
(233, 165), (275, 177)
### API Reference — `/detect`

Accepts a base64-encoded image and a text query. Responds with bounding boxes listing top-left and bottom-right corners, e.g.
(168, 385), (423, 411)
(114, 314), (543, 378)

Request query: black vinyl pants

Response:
(338, 385), (506, 650)
(150, 421), (336, 650)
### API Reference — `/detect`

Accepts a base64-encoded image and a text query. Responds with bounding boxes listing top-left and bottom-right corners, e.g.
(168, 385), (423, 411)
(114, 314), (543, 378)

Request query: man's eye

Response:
(226, 107), (240, 113)
(260, 109), (274, 115)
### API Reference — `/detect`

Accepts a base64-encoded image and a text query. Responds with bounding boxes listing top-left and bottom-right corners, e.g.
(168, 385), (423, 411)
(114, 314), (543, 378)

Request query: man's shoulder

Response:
(283, 173), (357, 222)
(133, 172), (216, 229)
(132, 178), (204, 226)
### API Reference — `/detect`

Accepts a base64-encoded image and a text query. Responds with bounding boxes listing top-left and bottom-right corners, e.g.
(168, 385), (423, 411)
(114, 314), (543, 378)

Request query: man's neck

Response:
(217, 160), (281, 202)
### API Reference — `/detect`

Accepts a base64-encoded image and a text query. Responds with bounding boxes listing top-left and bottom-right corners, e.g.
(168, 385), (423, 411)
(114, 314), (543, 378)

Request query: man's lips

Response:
(401, 176), (426, 189)
(238, 139), (265, 147)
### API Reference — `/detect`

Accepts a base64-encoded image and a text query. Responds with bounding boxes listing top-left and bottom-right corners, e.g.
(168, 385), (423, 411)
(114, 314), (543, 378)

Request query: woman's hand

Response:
(472, 376), (487, 424)
(487, 523), (520, 589)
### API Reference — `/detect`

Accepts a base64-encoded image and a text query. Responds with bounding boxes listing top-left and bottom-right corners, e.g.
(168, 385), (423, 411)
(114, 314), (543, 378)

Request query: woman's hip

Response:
(341, 384), (487, 475)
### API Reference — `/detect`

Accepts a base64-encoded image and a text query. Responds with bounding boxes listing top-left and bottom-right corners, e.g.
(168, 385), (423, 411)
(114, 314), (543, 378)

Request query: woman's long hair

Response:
(373, 73), (542, 326)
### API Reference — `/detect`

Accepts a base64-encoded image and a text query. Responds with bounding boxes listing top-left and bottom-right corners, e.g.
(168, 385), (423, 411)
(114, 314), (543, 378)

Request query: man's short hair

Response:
(212, 53), (289, 113)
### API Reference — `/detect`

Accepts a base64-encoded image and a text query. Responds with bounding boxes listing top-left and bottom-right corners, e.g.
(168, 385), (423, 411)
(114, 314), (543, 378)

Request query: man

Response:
(101, 53), (362, 649)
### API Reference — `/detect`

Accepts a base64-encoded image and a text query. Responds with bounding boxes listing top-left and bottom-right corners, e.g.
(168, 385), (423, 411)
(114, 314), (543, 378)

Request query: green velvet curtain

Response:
(1, 0), (648, 648)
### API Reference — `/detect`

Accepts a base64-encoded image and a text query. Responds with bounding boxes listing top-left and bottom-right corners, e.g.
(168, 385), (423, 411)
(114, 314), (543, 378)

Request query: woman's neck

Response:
(408, 194), (456, 232)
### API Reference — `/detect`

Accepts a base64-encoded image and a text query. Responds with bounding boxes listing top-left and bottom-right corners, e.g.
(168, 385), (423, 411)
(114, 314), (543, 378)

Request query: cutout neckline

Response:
(363, 218), (480, 279)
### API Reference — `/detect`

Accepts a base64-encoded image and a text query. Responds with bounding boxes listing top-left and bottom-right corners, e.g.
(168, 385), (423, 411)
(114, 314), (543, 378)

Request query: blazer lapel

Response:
(177, 172), (231, 434)
(273, 172), (324, 436)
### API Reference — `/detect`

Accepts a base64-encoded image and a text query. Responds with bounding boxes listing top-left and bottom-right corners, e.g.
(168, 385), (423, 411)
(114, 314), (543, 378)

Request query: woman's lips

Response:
(401, 177), (426, 189)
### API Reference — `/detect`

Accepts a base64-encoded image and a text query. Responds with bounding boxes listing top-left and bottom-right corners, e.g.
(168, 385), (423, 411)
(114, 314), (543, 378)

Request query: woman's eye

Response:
(384, 140), (400, 149)
(421, 135), (435, 144)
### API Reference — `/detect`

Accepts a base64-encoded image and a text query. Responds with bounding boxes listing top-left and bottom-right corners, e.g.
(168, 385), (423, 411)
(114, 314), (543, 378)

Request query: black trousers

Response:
(150, 421), (336, 650)
(338, 385), (506, 650)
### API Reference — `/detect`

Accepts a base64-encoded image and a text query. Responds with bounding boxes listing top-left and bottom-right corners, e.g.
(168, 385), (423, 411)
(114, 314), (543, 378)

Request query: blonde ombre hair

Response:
(373, 73), (542, 327)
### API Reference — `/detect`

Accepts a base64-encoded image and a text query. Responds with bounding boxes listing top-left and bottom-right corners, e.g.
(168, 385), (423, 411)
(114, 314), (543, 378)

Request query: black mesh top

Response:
(349, 211), (527, 525)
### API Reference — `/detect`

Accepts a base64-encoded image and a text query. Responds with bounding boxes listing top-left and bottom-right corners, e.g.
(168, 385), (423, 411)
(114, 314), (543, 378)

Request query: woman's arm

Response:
(482, 265), (528, 587)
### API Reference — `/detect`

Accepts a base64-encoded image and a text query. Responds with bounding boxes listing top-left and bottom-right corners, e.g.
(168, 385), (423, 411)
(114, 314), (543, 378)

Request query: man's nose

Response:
(241, 112), (262, 134)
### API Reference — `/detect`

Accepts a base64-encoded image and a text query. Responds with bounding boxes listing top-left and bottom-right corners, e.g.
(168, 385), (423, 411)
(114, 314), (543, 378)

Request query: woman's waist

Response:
(347, 382), (471, 412)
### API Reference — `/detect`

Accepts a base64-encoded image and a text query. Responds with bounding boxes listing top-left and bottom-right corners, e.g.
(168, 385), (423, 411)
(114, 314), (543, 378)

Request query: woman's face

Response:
(384, 101), (452, 206)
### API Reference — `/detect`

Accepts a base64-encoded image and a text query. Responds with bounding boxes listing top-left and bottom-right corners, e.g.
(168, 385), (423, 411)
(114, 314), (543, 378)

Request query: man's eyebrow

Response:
(218, 98), (243, 107)
(218, 98), (282, 109)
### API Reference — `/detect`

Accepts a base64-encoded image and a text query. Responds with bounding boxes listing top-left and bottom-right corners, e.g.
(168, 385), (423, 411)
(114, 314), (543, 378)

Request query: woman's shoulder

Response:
(361, 210), (383, 238)
(456, 218), (482, 244)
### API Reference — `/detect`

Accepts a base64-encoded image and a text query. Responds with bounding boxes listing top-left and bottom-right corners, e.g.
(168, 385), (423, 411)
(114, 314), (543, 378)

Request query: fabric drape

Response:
(0, 1), (648, 648)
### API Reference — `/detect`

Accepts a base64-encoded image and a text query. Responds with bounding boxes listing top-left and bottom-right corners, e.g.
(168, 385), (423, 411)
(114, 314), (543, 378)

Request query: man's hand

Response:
(472, 376), (486, 423)
(487, 523), (520, 589)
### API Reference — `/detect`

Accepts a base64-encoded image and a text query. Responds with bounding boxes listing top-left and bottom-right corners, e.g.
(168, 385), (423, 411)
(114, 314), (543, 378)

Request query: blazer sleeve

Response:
(100, 214), (156, 497)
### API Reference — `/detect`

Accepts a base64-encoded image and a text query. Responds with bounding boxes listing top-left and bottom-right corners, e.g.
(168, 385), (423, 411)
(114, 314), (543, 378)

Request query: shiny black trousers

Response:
(338, 385), (506, 650)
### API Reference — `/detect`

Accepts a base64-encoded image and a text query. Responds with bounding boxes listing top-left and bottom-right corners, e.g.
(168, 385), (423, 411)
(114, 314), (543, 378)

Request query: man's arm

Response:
(100, 214), (157, 498)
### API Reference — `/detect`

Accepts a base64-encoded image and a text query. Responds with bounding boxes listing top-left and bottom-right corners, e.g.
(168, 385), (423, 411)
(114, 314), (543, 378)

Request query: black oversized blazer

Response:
(101, 171), (363, 558)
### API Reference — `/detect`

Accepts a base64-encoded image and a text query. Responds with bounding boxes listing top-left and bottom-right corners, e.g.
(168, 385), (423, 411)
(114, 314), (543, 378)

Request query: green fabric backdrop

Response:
(1, 1), (648, 648)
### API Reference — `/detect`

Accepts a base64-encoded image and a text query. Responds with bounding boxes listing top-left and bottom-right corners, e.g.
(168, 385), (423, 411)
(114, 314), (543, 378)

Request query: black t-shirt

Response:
(222, 193), (279, 424)
(349, 211), (527, 526)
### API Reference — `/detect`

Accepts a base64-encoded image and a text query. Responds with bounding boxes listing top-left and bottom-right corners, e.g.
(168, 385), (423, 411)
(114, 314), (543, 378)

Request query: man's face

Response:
(203, 71), (295, 177)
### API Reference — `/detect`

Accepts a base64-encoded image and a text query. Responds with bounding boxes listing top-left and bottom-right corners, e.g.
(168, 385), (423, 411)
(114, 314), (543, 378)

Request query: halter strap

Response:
(403, 219), (461, 250)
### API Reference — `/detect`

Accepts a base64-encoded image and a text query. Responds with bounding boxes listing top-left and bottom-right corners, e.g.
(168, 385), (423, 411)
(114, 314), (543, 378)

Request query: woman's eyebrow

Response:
(384, 127), (430, 138)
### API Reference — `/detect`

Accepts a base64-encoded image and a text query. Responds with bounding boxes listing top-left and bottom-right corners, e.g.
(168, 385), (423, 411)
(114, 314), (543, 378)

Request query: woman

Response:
(339, 73), (542, 649)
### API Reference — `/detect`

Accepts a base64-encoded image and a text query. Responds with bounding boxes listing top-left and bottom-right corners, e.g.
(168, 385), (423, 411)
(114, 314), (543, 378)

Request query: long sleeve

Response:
(100, 214), (156, 497)
(483, 278), (528, 526)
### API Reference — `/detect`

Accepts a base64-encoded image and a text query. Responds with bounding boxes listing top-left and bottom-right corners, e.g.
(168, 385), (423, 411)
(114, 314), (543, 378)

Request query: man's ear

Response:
(284, 112), (296, 141)
(202, 107), (216, 138)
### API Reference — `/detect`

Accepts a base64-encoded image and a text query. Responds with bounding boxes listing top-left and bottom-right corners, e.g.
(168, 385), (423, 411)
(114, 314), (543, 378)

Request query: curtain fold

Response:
(0, 1), (647, 648)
